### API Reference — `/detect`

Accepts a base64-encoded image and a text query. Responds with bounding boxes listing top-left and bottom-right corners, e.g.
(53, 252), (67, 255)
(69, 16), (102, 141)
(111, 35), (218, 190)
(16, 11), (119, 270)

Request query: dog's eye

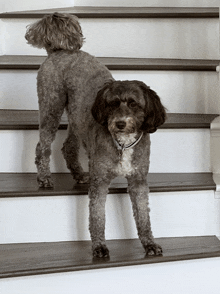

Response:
(109, 99), (120, 108)
(128, 99), (137, 108)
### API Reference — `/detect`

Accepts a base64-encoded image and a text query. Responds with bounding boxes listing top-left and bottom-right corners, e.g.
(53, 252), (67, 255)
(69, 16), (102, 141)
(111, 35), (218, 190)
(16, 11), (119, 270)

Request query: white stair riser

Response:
(0, 70), (219, 113)
(0, 70), (38, 110)
(3, 0), (219, 13)
(0, 129), (211, 173)
(2, 0), (73, 13)
(0, 21), (5, 55)
(75, 0), (220, 7)
(2, 18), (218, 59)
(2, 258), (220, 294)
(0, 190), (218, 244)
(1, 257), (220, 294)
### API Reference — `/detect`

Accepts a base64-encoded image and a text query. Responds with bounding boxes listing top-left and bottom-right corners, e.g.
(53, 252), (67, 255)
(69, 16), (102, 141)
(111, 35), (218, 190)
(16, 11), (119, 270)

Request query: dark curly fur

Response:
(25, 13), (166, 258)
(90, 80), (165, 257)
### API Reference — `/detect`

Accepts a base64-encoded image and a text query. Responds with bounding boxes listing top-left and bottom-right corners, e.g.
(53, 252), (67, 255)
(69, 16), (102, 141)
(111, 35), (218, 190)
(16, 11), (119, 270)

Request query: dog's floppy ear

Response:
(92, 82), (113, 126)
(136, 81), (166, 133)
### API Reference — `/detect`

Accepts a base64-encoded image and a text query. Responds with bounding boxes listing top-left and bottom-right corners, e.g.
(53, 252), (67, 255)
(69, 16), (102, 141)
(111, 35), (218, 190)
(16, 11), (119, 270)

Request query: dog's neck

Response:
(112, 132), (143, 151)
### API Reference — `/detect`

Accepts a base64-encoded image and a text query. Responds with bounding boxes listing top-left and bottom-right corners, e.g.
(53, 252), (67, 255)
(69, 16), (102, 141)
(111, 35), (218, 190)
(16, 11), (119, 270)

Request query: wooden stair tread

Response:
(0, 110), (218, 130)
(0, 173), (215, 198)
(0, 55), (219, 71)
(0, 7), (218, 19)
(1, 236), (220, 278)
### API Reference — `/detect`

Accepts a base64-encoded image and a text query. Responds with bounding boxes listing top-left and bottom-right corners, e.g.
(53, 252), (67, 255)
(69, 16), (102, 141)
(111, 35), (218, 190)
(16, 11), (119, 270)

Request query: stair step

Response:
(0, 110), (218, 130)
(1, 236), (220, 279)
(0, 173), (215, 198)
(0, 55), (219, 71)
(0, 7), (218, 19)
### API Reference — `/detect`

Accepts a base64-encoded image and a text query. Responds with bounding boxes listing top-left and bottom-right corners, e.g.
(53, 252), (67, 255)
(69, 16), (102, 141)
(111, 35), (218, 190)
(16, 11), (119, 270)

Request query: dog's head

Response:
(25, 12), (84, 54)
(92, 80), (166, 135)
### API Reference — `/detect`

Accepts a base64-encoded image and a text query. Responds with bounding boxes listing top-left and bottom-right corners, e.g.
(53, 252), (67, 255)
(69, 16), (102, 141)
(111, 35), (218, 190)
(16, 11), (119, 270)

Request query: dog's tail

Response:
(25, 12), (84, 54)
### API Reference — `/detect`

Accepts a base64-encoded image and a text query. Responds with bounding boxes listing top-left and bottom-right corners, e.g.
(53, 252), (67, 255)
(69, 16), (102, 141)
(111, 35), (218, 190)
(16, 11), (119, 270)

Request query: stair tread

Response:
(1, 236), (220, 278)
(0, 110), (218, 130)
(0, 7), (218, 19)
(0, 173), (215, 198)
(0, 55), (219, 71)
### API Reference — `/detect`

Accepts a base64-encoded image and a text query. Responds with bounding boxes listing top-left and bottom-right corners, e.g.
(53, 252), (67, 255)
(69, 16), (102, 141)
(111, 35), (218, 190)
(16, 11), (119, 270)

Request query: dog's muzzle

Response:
(108, 116), (137, 134)
(115, 120), (127, 130)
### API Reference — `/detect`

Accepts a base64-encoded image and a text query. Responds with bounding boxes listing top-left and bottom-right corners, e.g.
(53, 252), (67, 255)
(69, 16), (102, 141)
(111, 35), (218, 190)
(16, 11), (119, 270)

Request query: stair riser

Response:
(3, 0), (219, 13)
(2, 18), (218, 59)
(0, 70), (219, 113)
(2, 1), (74, 14)
(0, 190), (218, 243)
(0, 129), (211, 173)
(0, 21), (4, 55)
(75, 0), (220, 7)
(2, 258), (220, 294)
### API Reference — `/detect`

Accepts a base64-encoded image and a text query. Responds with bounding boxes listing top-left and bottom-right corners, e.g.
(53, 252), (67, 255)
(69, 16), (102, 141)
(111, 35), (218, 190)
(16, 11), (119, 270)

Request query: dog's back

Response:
(38, 50), (113, 134)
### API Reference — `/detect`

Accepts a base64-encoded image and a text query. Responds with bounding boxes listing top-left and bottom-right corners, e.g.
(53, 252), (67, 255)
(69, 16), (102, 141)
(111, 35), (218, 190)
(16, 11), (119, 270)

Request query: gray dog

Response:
(25, 12), (166, 258)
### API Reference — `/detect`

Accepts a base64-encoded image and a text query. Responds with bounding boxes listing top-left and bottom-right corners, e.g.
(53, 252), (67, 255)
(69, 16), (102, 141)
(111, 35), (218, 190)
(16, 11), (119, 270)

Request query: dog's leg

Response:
(88, 173), (112, 258)
(127, 176), (162, 256)
(62, 126), (89, 183)
(36, 102), (66, 188)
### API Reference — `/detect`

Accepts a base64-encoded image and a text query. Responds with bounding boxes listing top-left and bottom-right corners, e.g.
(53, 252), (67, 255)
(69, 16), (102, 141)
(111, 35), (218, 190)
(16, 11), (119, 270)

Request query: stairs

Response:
(0, 3), (220, 293)
(1, 236), (220, 279)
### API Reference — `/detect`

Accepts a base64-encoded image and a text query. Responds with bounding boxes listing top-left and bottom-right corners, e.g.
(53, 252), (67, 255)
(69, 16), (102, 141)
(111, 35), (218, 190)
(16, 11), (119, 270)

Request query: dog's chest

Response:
(115, 148), (135, 176)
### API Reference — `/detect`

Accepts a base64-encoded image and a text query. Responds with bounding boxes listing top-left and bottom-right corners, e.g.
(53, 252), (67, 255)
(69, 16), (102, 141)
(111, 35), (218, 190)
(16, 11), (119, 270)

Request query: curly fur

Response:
(26, 13), (166, 258)
(25, 12), (84, 53)
(89, 80), (166, 257)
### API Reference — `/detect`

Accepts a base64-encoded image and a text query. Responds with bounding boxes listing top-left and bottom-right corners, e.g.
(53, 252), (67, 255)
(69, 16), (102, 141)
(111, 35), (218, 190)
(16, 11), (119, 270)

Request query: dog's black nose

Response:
(116, 121), (126, 130)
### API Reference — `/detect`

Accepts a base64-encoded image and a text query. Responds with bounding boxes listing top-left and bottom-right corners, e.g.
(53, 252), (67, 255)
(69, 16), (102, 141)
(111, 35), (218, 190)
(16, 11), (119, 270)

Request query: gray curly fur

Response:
(25, 12), (166, 258)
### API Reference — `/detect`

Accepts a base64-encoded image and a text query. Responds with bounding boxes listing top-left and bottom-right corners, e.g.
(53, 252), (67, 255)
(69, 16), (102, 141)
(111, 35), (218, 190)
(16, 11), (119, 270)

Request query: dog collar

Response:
(113, 132), (143, 152)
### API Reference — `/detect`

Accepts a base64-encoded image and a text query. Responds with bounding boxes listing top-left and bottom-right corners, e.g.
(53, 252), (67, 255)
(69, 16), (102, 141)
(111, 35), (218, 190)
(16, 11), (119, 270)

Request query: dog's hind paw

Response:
(144, 243), (163, 256)
(93, 245), (110, 259)
(76, 172), (90, 184)
(37, 176), (54, 189)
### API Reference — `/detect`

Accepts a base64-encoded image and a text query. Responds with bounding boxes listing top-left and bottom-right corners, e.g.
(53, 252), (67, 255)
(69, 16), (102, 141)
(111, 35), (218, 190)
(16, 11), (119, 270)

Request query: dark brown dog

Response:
(90, 80), (166, 257)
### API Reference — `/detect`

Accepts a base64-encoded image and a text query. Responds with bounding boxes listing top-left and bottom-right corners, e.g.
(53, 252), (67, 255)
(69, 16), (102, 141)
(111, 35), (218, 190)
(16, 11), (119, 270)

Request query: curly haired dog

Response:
(25, 12), (166, 258)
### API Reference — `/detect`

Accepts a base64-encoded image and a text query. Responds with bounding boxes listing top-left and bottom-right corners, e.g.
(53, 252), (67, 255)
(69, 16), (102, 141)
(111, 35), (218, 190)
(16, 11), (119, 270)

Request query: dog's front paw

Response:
(37, 176), (54, 188)
(93, 244), (109, 258)
(144, 243), (163, 256)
